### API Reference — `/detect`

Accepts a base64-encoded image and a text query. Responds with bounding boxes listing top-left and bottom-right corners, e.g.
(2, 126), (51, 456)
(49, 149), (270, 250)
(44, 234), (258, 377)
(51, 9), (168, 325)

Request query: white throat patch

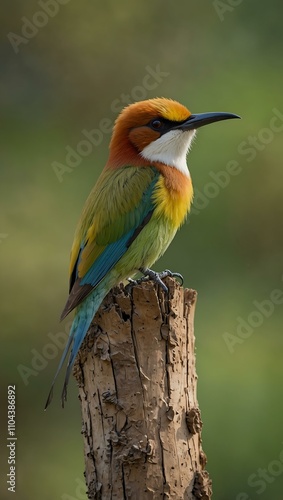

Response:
(141, 129), (196, 176)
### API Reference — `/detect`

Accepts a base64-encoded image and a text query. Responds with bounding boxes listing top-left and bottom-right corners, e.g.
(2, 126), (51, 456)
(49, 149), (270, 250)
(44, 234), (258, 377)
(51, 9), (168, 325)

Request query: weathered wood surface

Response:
(74, 277), (212, 499)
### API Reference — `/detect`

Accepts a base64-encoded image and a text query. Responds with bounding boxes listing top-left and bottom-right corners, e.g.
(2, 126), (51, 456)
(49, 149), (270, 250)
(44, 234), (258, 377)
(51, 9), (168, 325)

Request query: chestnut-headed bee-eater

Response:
(45, 97), (239, 409)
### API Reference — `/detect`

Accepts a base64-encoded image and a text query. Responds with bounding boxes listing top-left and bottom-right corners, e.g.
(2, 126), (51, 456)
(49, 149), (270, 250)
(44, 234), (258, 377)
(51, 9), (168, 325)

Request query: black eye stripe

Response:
(148, 117), (172, 133)
(148, 117), (189, 134)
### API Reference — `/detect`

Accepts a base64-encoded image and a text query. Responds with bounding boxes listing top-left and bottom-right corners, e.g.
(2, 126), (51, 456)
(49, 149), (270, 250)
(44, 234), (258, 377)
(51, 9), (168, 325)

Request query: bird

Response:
(45, 97), (240, 409)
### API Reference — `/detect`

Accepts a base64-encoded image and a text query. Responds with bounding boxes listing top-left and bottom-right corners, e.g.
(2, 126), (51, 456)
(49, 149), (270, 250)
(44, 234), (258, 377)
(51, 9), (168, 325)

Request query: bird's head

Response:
(107, 97), (240, 175)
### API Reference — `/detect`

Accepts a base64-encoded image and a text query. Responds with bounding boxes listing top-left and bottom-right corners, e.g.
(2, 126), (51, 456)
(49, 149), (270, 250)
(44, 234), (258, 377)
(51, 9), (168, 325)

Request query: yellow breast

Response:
(152, 168), (193, 228)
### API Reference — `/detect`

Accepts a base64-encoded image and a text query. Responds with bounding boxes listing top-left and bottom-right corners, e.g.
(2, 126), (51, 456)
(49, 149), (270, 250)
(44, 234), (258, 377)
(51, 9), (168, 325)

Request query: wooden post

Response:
(74, 277), (212, 500)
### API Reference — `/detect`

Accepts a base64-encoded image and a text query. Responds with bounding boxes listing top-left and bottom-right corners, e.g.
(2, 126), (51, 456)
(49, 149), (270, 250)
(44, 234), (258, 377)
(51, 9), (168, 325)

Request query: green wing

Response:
(61, 166), (159, 319)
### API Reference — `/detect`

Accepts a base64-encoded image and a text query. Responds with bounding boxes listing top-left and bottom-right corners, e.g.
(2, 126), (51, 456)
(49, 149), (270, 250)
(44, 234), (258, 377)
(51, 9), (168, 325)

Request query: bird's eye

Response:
(151, 119), (163, 130)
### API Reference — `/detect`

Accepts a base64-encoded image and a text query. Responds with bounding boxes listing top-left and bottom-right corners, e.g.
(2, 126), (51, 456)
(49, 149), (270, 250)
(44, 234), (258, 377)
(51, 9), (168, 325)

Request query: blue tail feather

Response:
(61, 311), (93, 407)
(45, 287), (108, 409)
(44, 326), (75, 410)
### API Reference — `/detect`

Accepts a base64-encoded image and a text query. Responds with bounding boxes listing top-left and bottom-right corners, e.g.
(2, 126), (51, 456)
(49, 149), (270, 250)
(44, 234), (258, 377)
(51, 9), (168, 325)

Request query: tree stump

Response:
(74, 277), (212, 499)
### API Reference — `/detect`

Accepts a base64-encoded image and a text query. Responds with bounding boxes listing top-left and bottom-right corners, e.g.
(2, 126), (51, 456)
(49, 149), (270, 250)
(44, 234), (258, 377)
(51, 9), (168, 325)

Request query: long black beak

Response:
(173, 112), (241, 131)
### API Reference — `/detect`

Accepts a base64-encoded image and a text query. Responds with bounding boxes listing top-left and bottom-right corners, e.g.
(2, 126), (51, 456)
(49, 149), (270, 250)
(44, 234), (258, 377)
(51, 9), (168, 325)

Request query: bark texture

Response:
(74, 277), (212, 500)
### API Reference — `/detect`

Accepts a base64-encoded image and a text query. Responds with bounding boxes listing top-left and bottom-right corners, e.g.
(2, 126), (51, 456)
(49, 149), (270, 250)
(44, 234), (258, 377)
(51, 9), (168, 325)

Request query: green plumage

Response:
(63, 165), (177, 318)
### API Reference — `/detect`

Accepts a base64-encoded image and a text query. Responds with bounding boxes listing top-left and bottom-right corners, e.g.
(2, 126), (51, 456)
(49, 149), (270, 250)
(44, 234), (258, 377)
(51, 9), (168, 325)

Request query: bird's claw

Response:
(138, 267), (184, 293)
(158, 269), (184, 286)
(126, 269), (183, 294)
(125, 277), (139, 293)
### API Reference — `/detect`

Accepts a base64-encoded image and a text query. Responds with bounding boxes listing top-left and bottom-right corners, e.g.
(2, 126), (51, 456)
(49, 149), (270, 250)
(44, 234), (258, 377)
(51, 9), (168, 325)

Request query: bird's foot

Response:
(125, 277), (139, 294)
(125, 269), (183, 294)
(139, 267), (183, 293)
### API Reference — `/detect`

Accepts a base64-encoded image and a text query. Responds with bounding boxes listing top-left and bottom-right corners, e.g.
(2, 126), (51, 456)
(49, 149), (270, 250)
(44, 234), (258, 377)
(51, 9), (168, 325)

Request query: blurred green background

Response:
(1, 1), (283, 499)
